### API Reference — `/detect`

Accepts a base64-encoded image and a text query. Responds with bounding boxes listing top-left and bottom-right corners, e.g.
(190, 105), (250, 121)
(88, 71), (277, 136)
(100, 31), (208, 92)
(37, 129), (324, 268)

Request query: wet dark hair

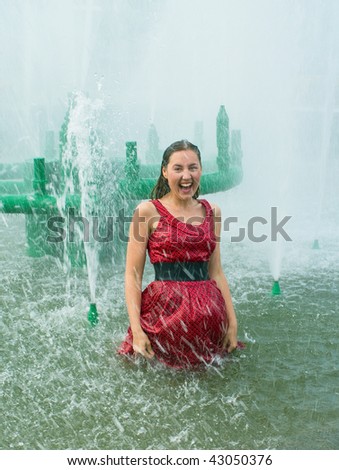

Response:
(150, 139), (202, 200)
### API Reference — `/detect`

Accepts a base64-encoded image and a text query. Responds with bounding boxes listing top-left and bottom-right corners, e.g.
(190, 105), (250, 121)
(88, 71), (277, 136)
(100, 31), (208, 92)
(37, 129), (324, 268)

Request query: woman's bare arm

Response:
(125, 202), (155, 358)
(208, 203), (238, 352)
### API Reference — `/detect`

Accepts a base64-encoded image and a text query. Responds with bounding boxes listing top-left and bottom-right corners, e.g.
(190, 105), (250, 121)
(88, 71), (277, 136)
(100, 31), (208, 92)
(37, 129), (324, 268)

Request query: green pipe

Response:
(1, 110), (243, 213)
(121, 136), (242, 200)
(119, 167), (242, 200)
(0, 166), (242, 213)
(200, 168), (242, 194)
(33, 158), (46, 194)
(0, 194), (81, 214)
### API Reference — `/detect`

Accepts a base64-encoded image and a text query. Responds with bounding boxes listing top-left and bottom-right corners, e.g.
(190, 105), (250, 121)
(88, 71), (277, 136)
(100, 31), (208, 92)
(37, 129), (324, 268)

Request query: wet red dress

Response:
(118, 198), (229, 369)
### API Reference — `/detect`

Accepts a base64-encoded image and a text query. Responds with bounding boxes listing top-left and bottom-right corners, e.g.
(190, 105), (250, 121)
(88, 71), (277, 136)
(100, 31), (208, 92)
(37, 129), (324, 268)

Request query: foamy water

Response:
(1, 215), (338, 450)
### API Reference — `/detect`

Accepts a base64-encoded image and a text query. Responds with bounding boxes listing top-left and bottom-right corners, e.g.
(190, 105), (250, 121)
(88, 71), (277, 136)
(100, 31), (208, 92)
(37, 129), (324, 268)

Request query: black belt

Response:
(154, 261), (209, 282)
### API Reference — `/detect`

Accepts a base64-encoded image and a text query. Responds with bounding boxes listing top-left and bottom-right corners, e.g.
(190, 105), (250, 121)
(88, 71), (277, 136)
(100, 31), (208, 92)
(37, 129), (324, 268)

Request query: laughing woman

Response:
(118, 140), (240, 369)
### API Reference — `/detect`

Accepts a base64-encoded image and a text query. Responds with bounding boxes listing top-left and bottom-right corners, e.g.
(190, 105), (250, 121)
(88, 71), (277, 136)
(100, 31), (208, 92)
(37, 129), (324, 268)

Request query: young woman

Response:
(118, 140), (239, 368)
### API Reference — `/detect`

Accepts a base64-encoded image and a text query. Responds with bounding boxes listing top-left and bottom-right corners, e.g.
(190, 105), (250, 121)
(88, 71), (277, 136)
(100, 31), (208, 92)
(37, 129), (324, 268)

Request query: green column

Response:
(26, 158), (61, 258)
(32, 157), (46, 194)
(216, 105), (230, 172)
(230, 129), (243, 166)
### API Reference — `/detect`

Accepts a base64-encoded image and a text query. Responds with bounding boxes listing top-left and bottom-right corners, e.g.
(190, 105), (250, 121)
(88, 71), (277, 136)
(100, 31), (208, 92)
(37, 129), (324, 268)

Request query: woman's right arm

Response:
(125, 202), (155, 359)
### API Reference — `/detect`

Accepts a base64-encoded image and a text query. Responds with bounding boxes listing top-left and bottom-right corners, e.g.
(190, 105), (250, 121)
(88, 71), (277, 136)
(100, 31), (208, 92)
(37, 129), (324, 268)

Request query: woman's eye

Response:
(173, 166), (198, 171)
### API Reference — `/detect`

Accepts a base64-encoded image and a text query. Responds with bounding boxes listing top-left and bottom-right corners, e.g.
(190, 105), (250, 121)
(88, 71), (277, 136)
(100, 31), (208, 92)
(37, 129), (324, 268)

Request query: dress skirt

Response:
(118, 278), (228, 369)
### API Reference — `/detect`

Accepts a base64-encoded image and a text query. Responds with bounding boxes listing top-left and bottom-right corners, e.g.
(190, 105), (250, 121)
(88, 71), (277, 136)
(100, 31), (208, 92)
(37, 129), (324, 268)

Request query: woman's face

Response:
(162, 149), (202, 200)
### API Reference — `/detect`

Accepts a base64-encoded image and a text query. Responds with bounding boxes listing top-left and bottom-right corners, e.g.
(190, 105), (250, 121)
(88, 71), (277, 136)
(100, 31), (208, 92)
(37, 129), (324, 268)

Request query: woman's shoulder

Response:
(134, 200), (159, 218)
(200, 199), (221, 217)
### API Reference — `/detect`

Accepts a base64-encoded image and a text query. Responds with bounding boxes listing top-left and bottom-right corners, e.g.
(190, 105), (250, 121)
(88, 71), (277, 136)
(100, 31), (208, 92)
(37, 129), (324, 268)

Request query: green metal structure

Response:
(88, 303), (99, 327)
(0, 104), (243, 265)
(271, 280), (281, 296)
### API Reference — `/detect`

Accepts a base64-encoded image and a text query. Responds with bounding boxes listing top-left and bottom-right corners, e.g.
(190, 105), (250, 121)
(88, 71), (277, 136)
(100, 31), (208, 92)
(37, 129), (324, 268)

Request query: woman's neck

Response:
(161, 193), (198, 210)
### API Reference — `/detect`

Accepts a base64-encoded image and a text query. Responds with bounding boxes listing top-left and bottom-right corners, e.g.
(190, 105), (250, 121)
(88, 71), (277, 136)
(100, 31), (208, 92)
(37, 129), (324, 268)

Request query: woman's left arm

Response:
(208, 203), (238, 353)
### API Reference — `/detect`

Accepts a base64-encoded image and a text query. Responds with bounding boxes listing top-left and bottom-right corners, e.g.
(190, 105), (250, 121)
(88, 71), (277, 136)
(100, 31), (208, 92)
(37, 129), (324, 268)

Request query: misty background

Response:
(1, 0), (339, 237)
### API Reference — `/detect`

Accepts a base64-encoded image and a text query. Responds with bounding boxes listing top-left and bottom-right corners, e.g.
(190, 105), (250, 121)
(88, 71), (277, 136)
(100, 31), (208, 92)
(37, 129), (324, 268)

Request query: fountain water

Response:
(312, 19), (338, 250)
(58, 91), (105, 324)
(1, 0), (339, 452)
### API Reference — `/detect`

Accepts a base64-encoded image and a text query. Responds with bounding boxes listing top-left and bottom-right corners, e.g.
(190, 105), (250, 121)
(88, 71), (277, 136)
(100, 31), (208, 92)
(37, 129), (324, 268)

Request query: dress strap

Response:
(199, 199), (216, 236)
(199, 199), (214, 219)
(149, 199), (171, 218)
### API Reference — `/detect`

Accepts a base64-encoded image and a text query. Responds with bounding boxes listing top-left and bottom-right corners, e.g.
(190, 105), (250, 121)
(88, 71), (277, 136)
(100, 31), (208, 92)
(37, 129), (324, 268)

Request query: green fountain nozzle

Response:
(88, 303), (99, 326)
(271, 280), (281, 296)
(312, 239), (320, 249)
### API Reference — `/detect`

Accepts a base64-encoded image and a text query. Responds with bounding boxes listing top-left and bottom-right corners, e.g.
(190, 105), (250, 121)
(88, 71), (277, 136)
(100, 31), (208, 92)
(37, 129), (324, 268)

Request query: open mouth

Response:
(179, 182), (193, 190)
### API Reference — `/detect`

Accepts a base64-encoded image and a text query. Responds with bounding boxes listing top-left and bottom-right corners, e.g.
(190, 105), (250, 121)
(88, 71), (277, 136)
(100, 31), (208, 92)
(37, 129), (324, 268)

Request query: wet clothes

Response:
(118, 199), (231, 369)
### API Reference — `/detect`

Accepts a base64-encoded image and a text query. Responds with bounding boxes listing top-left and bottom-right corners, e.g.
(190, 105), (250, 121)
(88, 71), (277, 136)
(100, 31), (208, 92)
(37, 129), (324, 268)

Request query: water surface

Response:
(1, 215), (338, 450)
